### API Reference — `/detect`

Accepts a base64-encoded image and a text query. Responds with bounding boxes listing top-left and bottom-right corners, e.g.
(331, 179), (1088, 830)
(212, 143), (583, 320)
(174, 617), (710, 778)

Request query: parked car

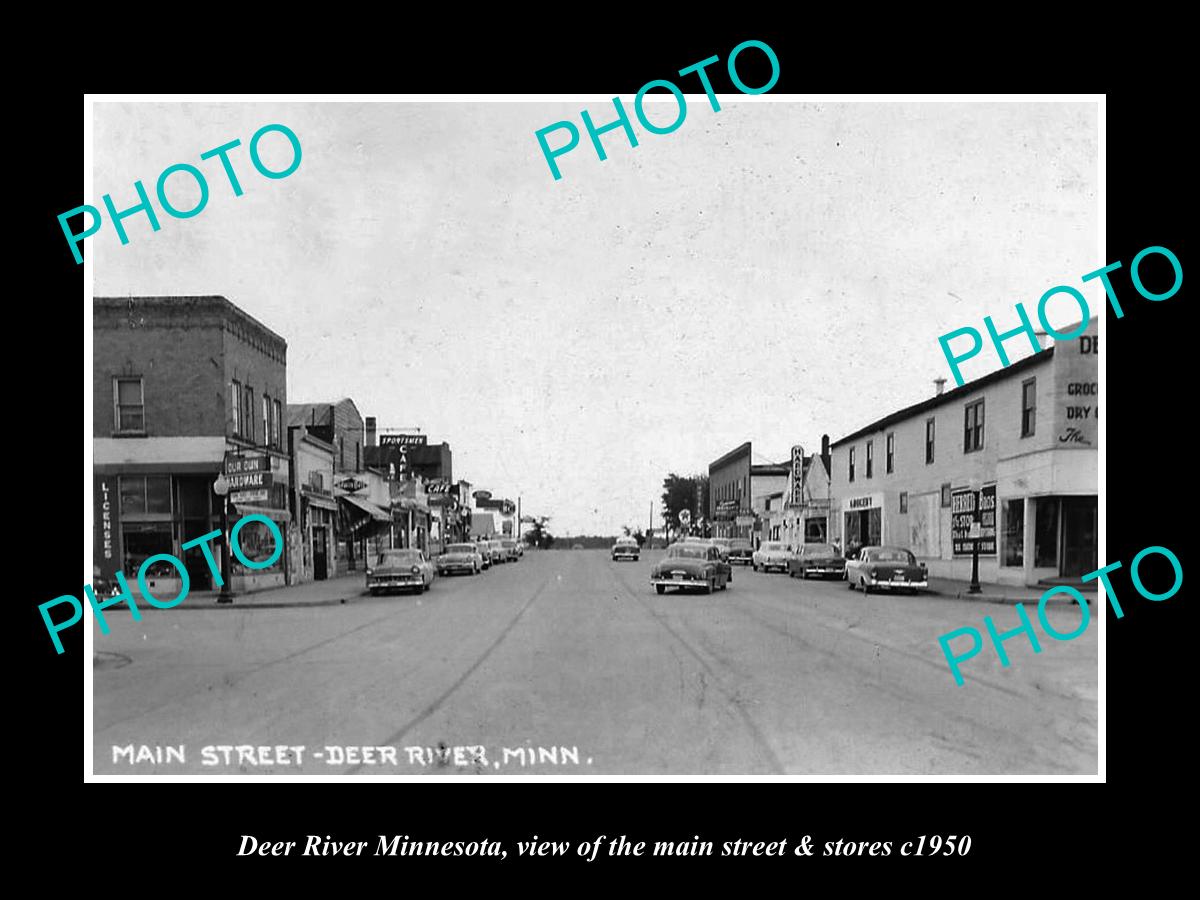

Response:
(367, 548), (435, 595)
(611, 538), (640, 561)
(726, 539), (754, 566)
(710, 537), (732, 561)
(437, 542), (484, 576)
(500, 539), (521, 562)
(845, 546), (929, 594)
(752, 541), (792, 573)
(476, 542), (492, 570)
(787, 542), (847, 580)
(650, 542), (731, 595)
(485, 540), (507, 564)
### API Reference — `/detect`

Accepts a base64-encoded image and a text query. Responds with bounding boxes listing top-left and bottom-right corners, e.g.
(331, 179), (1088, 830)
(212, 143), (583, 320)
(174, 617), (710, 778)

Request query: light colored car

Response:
(650, 542), (731, 595)
(486, 540), (506, 564)
(751, 541), (792, 573)
(845, 546), (929, 594)
(367, 548), (435, 595)
(611, 538), (640, 561)
(437, 542), (484, 576)
(726, 538), (754, 566)
(500, 539), (521, 561)
(787, 542), (847, 580)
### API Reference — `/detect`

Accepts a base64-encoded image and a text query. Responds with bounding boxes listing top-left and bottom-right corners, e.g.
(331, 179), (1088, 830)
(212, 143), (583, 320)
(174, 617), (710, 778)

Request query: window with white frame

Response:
(113, 376), (145, 433)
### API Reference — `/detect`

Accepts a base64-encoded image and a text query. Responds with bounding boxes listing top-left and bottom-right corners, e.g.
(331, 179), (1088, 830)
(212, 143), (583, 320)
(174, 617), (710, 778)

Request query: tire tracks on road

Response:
(343, 574), (552, 775)
(609, 561), (786, 775)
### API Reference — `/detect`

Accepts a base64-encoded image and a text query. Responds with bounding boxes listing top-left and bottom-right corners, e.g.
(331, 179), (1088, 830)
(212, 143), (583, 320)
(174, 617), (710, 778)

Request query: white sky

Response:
(92, 99), (1098, 535)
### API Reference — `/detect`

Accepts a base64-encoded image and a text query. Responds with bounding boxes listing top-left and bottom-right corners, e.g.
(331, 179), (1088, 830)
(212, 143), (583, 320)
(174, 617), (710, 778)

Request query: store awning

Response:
(392, 497), (430, 515)
(301, 490), (338, 511)
(338, 494), (391, 522)
(231, 504), (293, 523)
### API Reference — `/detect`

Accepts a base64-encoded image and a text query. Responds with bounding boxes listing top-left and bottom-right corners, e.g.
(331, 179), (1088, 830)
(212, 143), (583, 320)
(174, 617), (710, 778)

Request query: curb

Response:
(176, 593), (368, 611)
(928, 589), (1097, 606)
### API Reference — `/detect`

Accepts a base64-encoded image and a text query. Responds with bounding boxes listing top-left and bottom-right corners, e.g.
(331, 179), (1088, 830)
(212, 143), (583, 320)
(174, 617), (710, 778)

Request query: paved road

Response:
(93, 549), (1097, 775)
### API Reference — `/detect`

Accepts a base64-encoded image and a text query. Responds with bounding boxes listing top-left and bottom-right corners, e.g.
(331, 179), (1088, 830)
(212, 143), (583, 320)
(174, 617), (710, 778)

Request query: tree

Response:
(661, 473), (710, 539)
(522, 516), (555, 549)
(632, 528), (646, 548)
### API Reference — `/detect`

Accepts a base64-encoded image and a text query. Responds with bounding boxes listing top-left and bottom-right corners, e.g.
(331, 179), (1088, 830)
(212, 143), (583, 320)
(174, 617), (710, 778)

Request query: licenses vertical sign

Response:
(94, 475), (121, 580)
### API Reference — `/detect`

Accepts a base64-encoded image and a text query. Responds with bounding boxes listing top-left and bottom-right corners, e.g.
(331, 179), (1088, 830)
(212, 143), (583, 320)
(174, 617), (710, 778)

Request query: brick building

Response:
(93, 296), (295, 594)
(828, 318), (1098, 586)
(708, 442), (790, 542)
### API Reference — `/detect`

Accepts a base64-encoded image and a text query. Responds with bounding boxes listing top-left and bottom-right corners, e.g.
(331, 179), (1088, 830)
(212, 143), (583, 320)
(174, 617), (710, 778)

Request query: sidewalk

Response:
(925, 576), (1096, 606)
(175, 574), (369, 609)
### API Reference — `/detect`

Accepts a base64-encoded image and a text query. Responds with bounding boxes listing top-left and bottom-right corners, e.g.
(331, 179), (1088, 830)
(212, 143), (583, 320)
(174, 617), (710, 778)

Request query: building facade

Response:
(93, 295), (295, 595)
(828, 319), (1098, 586)
(288, 423), (337, 582)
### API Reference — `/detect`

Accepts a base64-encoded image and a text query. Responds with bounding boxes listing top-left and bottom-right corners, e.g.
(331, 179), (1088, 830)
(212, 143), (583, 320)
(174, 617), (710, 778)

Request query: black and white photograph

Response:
(83, 94), (1101, 778)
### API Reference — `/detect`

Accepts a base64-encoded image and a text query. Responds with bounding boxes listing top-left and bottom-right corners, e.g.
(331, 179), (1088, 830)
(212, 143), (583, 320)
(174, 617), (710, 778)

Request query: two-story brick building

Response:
(828, 318), (1098, 586)
(93, 296), (295, 594)
(708, 443), (791, 542)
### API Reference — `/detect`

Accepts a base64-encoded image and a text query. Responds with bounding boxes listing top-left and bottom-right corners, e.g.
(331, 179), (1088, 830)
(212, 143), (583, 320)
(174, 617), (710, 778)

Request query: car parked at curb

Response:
(845, 546), (929, 594)
(650, 542), (731, 595)
(367, 548), (435, 595)
(437, 542), (484, 576)
(500, 539), (521, 562)
(752, 541), (792, 573)
(787, 542), (847, 580)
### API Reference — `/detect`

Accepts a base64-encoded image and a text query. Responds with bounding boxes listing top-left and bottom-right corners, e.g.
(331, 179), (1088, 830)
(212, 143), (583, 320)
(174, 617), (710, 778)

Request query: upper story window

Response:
(1021, 378), (1037, 438)
(848, 447), (856, 482)
(886, 432), (895, 474)
(262, 394), (271, 446)
(964, 399), (985, 453)
(243, 386), (255, 443)
(865, 440), (874, 478)
(113, 376), (145, 433)
(230, 381), (241, 436)
(925, 417), (935, 464)
(273, 399), (283, 449)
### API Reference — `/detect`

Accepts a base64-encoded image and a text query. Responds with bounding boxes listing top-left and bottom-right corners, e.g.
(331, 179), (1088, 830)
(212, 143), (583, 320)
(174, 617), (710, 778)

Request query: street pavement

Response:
(93, 549), (1098, 776)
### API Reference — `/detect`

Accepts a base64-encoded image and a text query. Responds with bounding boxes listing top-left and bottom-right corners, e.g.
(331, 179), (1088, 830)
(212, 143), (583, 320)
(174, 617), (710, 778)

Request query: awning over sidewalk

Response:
(231, 503), (292, 523)
(392, 497), (430, 516)
(338, 494), (391, 522)
(301, 489), (338, 511)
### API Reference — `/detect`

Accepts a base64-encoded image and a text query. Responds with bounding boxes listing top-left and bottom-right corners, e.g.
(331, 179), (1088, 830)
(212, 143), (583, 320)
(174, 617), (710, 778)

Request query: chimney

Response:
(821, 434), (831, 475)
(934, 378), (947, 396)
(365, 416), (377, 447)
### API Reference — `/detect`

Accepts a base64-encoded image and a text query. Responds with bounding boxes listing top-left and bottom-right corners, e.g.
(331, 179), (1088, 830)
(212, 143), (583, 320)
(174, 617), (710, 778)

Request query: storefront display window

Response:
(121, 523), (173, 576)
(1002, 499), (1024, 567)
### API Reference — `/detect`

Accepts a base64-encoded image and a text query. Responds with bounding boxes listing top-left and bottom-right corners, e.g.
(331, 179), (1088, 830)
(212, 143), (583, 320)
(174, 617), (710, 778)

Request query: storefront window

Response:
(804, 518), (827, 543)
(1034, 499), (1059, 568)
(122, 523), (173, 576)
(120, 476), (172, 515)
(1002, 499), (1024, 567)
(231, 518), (282, 572)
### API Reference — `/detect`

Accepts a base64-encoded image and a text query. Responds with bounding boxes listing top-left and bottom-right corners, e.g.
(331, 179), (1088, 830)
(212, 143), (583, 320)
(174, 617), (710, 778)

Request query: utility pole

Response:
(649, 500), (654, 548)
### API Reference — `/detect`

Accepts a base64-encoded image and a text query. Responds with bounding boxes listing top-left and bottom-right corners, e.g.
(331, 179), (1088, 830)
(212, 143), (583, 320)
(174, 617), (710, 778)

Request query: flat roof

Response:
(831, 346), (1055, 448)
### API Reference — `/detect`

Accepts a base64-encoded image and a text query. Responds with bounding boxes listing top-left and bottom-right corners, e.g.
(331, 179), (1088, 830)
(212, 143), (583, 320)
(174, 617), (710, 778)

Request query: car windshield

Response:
(379, 550), (421, 565)
(805, 543), (837, 556)
(667, 545), (707, 560)
(615, 540), (636, 547)
(763, 543), (786, 552)
(729, 541), (752, 550)
(869, 548), (916, 563)
(446, 544), (475, 553)
(501, 541), (516, 548)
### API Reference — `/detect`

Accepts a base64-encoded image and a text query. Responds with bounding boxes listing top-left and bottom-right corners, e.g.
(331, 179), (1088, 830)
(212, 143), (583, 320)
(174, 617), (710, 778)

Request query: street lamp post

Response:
(213, 472), (234, 604)
(968, 477), (982, 594)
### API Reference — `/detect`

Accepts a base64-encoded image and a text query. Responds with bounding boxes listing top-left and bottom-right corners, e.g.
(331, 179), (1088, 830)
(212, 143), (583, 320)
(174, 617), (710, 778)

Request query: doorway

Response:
(1060, 496), (1097, 577)
(313, 526), (328, 580)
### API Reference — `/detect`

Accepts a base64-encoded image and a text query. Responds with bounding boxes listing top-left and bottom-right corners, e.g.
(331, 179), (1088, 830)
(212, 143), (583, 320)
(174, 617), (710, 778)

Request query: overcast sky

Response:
(92, 99), (1098, 535)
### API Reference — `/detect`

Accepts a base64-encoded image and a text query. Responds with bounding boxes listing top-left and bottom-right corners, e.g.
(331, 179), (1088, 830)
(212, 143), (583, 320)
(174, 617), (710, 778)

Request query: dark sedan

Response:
(650, 543), (730, 595)
(787, 542), (847, 580)
(845, 546), (929, 594)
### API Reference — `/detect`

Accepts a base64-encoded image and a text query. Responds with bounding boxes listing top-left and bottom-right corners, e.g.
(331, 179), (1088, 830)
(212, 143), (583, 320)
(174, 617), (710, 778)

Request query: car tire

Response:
(369, 588), (379, 597)
(655, 585), (665, 595)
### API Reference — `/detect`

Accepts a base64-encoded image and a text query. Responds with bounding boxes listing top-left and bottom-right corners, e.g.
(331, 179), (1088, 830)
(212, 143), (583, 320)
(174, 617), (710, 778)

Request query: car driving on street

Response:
(650, 542), (731, 595)
(845, 546), (929, 594)
(611, 537), (640, 561)
(367, 548), (435, 595)
(752, 541), (792, 573)
(787, 542), (847, 580)
(437, 542), (484, 576)
(726, 538), (754, 566)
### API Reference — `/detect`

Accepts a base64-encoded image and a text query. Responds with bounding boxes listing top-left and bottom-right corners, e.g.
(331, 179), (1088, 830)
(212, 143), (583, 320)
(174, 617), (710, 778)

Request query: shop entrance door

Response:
(313, 526), (328, 580)
(1060, 497), (1097, 577)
